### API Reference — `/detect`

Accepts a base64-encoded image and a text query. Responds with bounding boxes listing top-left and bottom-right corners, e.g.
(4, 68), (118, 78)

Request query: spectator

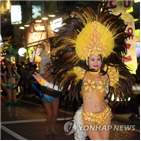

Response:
(23, 63), (30, 96)
(4, 62), (20, 117)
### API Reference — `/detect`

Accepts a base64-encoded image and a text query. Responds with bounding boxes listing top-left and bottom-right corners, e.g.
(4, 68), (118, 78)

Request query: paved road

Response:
(1, 97), (140, 140)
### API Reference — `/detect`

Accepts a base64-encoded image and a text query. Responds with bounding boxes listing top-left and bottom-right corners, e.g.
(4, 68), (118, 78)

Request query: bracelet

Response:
(39, 78), (47, 86)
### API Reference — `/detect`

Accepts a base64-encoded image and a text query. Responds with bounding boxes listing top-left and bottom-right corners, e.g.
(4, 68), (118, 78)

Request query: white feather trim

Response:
(63, 106), (87, 140)
(74, 106), (87, 140)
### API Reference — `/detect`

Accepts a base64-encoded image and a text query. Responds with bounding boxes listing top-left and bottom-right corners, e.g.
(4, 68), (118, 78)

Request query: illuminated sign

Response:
(108, 0), (133, 11)
(0, 34), (3, 47)
(108, 0), (137, 74)
(50, 18), (62, 32)
(34, 23), (45, 31)
(32, 5), (41, 19)
(134, 0), (140, 3)
(11, 5), (22, 24)
(27, 26), (47, 43)
(35, 26), (45, 31)
(135, 29), (140, 42)
(136, 42), (140, 57)
(126, 7), (133, 13)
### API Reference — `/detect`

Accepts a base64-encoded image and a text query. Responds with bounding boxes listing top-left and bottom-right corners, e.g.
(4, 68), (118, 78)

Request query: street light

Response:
(18, 47), (27, 57)
(35, 16), (42, 23)
(42, 16), (48, 21)
(19, 25), (25, 30)
(48, 11), (56, 17)
(24, 24), (30, 27)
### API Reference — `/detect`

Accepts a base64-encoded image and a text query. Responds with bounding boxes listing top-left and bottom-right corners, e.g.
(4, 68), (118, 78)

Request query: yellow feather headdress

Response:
(52, 1), (129, 65)
(75, 21), (114, 60)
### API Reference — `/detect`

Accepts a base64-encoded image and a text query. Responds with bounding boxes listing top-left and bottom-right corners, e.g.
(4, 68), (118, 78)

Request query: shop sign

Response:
(50, 17), (63, 32)
(11, 5), (22, 24)
(108, 0), (137, 74)
(108, 0), (133, 10)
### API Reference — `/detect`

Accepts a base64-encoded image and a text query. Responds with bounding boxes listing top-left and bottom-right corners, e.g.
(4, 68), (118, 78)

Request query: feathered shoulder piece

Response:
(106, 64), (134, 105)
(71, 67), (86, 81)
(106, 66), (119, 87)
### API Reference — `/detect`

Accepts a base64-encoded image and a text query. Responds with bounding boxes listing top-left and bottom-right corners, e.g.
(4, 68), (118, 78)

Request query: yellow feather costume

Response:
(51, 1), (134, 105)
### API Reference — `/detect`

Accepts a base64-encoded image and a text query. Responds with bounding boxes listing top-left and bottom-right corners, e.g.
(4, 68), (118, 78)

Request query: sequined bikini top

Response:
(7, 73), (16, 79)
(81, 71), (108, 101)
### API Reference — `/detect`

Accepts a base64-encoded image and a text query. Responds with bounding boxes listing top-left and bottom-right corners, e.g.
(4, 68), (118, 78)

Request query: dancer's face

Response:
(88, 55), (102, 71)
(7, 63), (12, 69)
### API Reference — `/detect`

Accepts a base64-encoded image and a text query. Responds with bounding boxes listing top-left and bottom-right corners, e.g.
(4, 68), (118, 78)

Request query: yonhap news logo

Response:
(64, 120), (76, 135)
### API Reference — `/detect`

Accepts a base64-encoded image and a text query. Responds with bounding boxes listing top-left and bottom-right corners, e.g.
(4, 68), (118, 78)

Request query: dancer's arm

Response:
(32, 72), (61, 91)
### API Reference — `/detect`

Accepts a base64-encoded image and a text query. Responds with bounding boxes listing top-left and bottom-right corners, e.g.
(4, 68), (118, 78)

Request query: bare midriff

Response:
(83, 97), (108, 113)
(7, 76), (16, 84)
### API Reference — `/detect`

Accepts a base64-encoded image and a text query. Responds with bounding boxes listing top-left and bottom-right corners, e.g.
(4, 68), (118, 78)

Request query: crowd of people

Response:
(1, 61), (41, 116)
(1, 61), (39, 98)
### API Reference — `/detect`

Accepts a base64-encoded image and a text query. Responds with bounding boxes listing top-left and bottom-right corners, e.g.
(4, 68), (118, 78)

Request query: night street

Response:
(1, 96), (140, 140)
(1, 0), (140, 140)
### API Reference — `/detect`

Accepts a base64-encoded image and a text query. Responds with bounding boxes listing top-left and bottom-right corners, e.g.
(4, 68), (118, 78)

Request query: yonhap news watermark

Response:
(63, 120), (136, 135)
(79, 124), (136, 131)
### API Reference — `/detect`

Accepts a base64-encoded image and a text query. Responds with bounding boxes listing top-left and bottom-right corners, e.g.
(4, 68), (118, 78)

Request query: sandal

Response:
(51, 129), (58, 135)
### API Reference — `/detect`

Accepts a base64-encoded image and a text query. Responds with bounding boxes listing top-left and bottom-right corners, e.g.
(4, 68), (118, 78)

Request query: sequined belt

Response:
(81, 107), (112, 125)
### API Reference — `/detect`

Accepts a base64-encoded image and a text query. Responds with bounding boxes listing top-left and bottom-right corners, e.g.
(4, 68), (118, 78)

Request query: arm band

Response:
(39, 78), (62, 91)
(43, 81), (62, 91)
(39, 78), (47, 86)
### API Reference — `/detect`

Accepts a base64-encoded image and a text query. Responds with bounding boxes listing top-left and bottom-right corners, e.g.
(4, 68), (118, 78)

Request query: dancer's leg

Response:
(100, 121), (111, 140)
(43, 102), (52, 134)
(51, 99), (59, 132)
(12, 88), (18, 116)
(6, 87), (12, 117)
(87, 130), (103, 140)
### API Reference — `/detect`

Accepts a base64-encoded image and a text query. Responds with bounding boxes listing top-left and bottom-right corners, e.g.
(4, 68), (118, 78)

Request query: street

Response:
(1, 96), (140, 140)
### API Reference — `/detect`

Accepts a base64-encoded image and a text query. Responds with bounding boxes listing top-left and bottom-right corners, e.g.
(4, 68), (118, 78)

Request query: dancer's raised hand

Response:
(32, 72), (42, 83)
